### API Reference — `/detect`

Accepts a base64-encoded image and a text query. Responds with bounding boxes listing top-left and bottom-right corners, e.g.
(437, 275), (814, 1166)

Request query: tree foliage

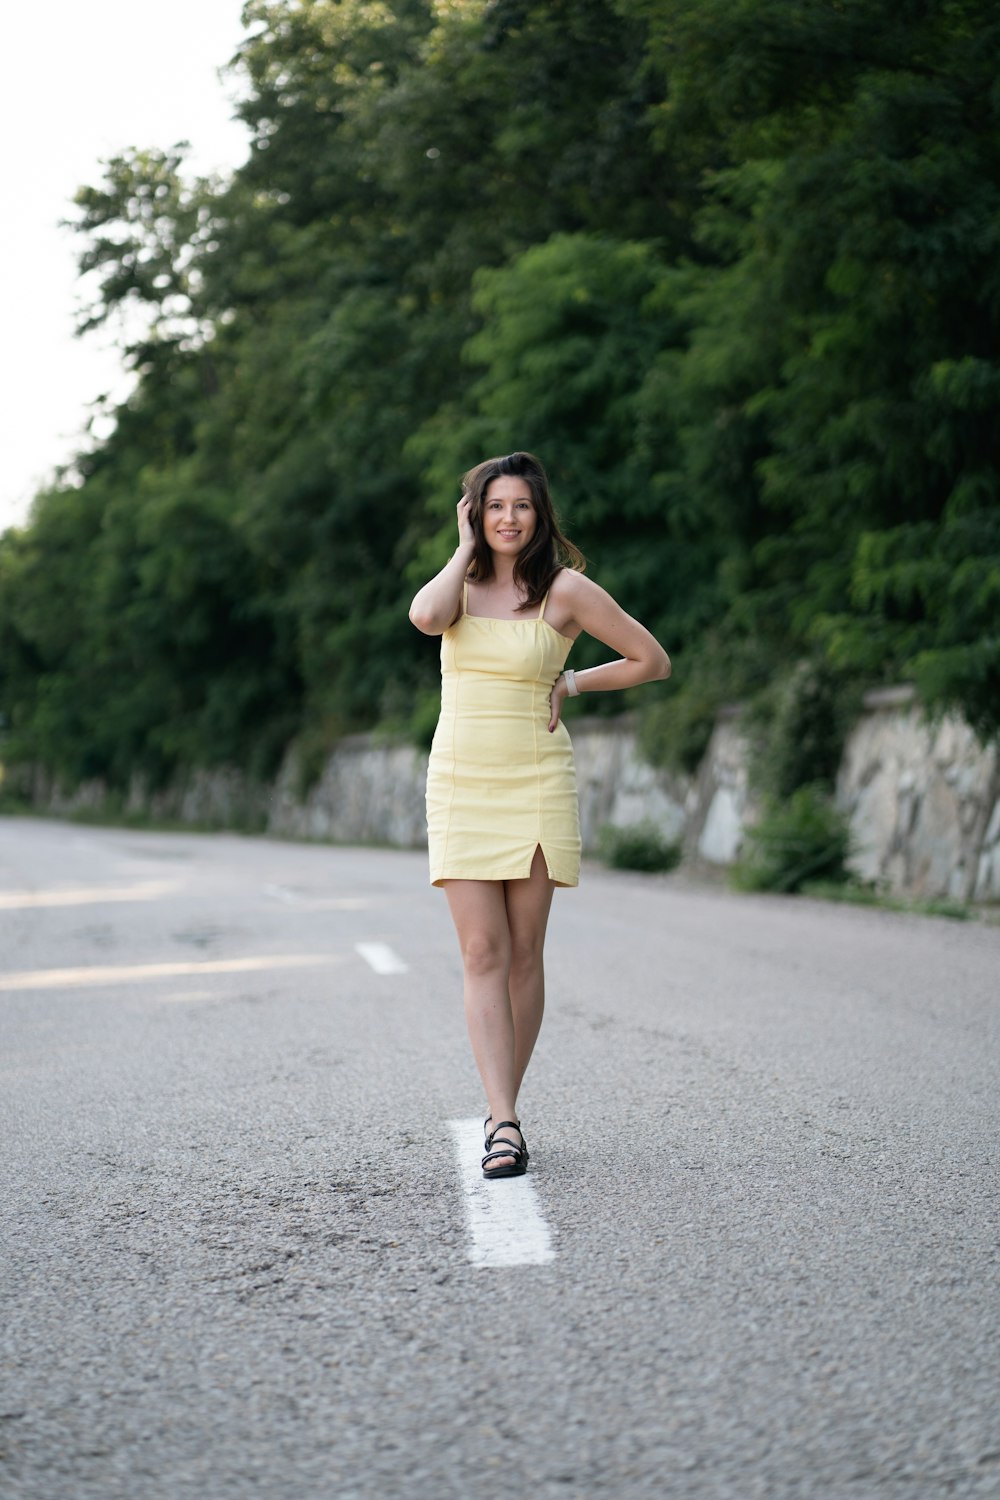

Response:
(1, 0), (998, 791)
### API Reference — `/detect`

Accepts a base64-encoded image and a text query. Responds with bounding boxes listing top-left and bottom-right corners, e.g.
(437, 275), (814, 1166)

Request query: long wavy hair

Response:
(461, 451), (585, 609)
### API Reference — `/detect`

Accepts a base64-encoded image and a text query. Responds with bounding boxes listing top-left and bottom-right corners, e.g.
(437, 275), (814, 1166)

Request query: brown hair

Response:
(461, 451), (585, 609)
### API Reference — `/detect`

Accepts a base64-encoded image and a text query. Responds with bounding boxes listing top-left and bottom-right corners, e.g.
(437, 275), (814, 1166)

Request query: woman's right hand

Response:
(548, 673), (570, 733)
(457, 495), (475, 548)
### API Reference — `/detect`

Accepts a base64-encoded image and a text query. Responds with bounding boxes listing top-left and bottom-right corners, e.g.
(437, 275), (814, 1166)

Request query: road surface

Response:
(1, 816), (998, 1498)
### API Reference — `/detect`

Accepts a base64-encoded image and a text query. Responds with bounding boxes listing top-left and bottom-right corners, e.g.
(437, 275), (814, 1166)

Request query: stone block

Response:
(843, 774), (899, 886)
(698, 786), (744, 864)
(984, 798), (1000, 849)
(907, 778), (963, 897)
(975, 844), (1000, 901)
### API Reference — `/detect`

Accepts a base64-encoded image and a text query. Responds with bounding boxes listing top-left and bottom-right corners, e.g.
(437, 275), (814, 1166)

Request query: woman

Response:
(409, 452), (670, 1179)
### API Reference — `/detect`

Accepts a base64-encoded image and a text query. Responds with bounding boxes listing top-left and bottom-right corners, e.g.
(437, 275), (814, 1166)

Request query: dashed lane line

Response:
(0, 954), (342, 992)
(354, 942), (408, 975)
(448, 1117), (556, 1268)
(0, 882), (178, 910)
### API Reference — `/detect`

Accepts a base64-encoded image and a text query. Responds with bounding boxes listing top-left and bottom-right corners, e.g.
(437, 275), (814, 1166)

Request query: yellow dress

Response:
(426, 583), (581, 887)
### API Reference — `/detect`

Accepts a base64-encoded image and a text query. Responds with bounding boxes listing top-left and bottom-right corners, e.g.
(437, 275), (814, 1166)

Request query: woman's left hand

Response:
(548, 674), (569, 733)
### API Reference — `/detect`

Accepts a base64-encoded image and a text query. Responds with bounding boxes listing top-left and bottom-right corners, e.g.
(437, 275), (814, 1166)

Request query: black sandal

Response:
(482, 1121), (529, 1179)
(483, 1114), (529, 1161)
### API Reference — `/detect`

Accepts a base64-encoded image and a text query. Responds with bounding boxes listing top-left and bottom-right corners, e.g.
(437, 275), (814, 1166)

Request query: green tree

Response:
(4, 0), (998, 801)
(623, 0), (1000, 734)
(408, 233), (715, 662)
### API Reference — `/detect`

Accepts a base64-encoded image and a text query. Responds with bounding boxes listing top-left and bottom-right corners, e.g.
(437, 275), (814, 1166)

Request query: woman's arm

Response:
(408, 499), (475, 636)
(548, 571), (671, 731)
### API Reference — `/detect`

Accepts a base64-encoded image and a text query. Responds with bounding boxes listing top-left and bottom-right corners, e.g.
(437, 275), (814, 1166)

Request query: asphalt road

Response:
(2, 815), (998, 1500)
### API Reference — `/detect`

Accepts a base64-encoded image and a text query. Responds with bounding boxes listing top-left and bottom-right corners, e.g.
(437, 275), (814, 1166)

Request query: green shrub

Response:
(288, 718), (346, 800)
(732, 785), (852, 893)
(637, 630), (786, 779)
(598, 821), (682, 873)
(637, 686), (720, 776)
(744, 660), (858, 799)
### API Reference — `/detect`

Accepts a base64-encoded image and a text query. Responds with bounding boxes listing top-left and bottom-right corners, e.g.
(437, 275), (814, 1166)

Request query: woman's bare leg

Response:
(444, 877), (521, 1167)
(445, 848), (555, 1169)
(504, 845), (555, 1096)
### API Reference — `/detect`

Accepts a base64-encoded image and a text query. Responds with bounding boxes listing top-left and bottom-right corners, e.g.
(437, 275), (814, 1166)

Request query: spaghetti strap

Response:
(462, 579), (469, 615)
(537, 590), (549, 620)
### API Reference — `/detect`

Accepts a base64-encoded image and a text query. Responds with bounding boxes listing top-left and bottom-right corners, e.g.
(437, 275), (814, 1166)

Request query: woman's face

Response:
(480, 476), (537, 556)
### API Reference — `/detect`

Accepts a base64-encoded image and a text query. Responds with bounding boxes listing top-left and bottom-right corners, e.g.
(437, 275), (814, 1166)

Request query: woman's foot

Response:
(482, 1120), (528, 1178)
(484, 1113), (530, 1159)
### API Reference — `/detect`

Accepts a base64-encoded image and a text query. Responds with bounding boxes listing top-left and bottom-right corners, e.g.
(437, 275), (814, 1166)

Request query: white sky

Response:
(1, 1), (253, 533)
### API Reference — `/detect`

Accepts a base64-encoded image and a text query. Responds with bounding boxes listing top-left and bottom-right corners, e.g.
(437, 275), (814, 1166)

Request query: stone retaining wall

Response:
(269, 736), (428, 848)
(837, 688), (999, 902)
(9, 690), (999, 903)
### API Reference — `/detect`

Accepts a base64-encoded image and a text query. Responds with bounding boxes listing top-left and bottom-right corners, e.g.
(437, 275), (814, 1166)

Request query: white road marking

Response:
(263, 883), (300, 905)
(354, 942), (408, 975)
(0, 881), (178, 910)
(0, 954), (342, 992)
(448, 1117), (556, 1268)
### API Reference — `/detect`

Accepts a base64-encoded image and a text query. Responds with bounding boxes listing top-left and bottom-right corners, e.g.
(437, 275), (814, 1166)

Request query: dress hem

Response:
(431, 874), (579, 889)
(430, 843), (580, 889)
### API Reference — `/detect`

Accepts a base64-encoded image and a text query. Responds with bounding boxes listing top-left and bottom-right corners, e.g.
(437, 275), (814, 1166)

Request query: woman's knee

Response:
(461, 931), (510, 978)
(509, 933), (545, 977)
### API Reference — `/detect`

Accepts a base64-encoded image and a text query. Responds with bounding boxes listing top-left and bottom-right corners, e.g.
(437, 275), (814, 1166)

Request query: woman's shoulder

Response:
(549, 565), (603, 605)
(543, 565), (609, 637)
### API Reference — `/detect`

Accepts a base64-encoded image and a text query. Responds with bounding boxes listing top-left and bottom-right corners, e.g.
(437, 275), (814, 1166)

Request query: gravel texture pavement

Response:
(1, 816), (998, 1499)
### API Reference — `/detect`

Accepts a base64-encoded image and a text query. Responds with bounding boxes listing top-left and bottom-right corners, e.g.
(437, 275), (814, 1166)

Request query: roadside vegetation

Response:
(1, 0), (997, 818)
(598, 822), (682, 874)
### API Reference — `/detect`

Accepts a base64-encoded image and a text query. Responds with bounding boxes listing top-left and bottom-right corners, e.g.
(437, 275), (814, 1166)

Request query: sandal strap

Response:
(482, 1141), (526, 1169)
(483, 1120), (529, 1168)
(486, 1123), (529, 1161)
